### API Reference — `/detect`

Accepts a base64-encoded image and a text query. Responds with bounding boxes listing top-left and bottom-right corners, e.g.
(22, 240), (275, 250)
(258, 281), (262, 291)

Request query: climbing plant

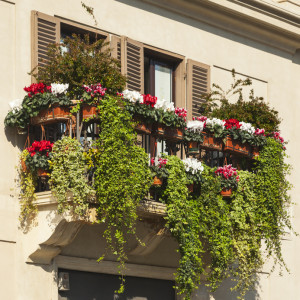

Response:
(93, 95), (152, 292)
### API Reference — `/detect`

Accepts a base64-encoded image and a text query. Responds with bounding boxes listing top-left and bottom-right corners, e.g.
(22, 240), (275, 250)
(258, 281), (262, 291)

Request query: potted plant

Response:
(78, 83), (106, 120)
(22, 82), (72, 125)
(215, 164), (239, 197)
(150, 157), (169, 186)
(49, 136), (94, 215)
(182, 157), (204, 192)
(201, 116), (225, 151)
(123, 90), (154, 134)
(25, 140), (53, 176)
(184, 120), (205, 154)
(223, 119), (251, 156)
(250, 128), (267, 158)
(125, 92), (159, 134)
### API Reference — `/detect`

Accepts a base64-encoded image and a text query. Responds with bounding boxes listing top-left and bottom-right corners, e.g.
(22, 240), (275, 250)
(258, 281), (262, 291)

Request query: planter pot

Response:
(82, 104), (98, 120)
(187, 141), (199, 154)
(221, 188), (232, 198)
(155, 124), (165, 137)
(187, 184), (194, 193)
(252, 147), (260, 158)
(164, 127), (183, 142)
(133, 117), (152, 135)
(31, 105), (71, 125)
(201, 132), (223, 151)
(223, 136), (250, 156)
(21, 159), (27, 173)
(153, 176), (163, 186)
(37, 169), (48, 177)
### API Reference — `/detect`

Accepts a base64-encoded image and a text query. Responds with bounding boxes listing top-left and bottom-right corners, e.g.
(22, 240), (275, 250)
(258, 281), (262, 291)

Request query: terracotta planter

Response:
(223, 136), (250, 156)
(133, 117), (152, 135)
(155, 124), (165, 137)
(164, 127), (183, 141)
(31, 105), (71, 125)
(252, 147), (260, 158)
(153, 176), (163, 186)
(187, 141), (199, 154)
(37, 169), (48, 177)
(21, 159), (27, 173)
(82, 104), (98, 120)
(220, 188), (232, 198)
(187, 184), (194, 193)
(201, 132), (223, 151)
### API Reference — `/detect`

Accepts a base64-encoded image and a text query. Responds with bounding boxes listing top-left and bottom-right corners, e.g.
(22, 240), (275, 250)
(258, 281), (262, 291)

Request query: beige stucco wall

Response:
(1, 0), (300, 299)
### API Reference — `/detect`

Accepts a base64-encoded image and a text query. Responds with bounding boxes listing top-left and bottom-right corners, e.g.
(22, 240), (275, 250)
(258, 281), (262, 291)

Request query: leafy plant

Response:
(49, 137), (94, 215)
(93, 95), (152, 292)
(19, 150), (38, 227)
(201, 70), (280, 133)
(162, 156), (203, 300)
(125, 101), (159, 124)
(150, 157), (169, 180)
(25, 140), (53, 173)
(30, 34), (126, 99)
(215, 165), (239, 191)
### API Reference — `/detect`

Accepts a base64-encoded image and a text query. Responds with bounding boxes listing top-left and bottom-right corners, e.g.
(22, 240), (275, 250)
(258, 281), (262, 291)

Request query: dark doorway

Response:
(58, 268), (175, 300)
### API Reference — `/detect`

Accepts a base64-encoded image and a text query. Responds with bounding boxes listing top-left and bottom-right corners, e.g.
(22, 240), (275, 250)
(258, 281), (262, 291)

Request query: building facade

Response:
(0, 0), (300, 299)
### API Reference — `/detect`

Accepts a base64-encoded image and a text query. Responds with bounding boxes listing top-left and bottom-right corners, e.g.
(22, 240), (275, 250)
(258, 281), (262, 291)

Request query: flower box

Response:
(201, 132), (223, 151)
(31, 105), (71, 125)
(37, 169), (48, 177)
(155, 124), (165, 137)
(133, 117), (152, 135)
(251, 147), (260, 158)
(221, 188), (232, 198)
(187, 184), (194, 193)
(187, 141), (199, 154)
(164, 127), (183, 141)
(153, 176), (163, 186)
(223, 136), (250, 156)
(82, 104), (98, 120)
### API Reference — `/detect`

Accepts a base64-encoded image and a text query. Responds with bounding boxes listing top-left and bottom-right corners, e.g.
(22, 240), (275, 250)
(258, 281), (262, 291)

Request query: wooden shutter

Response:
(110, 35), (121, 73)
(31, 11), (60, 74)
(186, 59), (210, 120)
(121, 37), (144, 94)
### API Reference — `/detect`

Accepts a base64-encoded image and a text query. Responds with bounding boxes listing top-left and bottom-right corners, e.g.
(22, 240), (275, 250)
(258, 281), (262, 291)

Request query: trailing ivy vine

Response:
(93, 95), (152, 292)
(49, 137), (94, 215)
(163, 156), (203, 300)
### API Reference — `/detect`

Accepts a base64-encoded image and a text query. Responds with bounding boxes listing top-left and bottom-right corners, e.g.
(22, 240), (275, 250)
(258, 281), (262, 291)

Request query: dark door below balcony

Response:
(58, 268), (175, 300)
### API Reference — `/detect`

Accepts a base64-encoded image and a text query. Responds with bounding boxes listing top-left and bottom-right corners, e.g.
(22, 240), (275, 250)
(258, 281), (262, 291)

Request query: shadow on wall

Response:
(4, 127), (27, 151)
(115, 0), (297, 63)
(193, 277), (260, 300)
(293, 49), (300, 64)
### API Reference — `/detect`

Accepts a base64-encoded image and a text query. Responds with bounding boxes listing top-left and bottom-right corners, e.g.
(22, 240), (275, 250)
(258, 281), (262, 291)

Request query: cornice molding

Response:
(138, 0), (300, 54)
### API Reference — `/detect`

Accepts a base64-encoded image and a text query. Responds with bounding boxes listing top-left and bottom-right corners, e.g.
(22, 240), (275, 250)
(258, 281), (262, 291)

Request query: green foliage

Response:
(201, 70), (280, 133)
(49, 137), (94, 215)
(163, 156), (203, 300)
(93, 95), (152, 292)
(159, 109), (186, 128)
(253, 137), (292, 271)
(183, 130), (204, 143)
(4, 108), (29, 130)
(125, 101), (159, 124)
(197, 166), (233, 290)
(19, 150), (37, 226)
(31, 35), (126, 98)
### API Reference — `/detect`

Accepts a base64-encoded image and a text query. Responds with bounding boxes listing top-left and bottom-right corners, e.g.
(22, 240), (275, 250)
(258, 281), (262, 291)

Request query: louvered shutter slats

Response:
(32, 11), (59, 76)
(187, 60), (210, 119)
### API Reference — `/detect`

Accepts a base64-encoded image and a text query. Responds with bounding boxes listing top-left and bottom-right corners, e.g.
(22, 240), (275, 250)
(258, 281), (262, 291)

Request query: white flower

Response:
(122, 89), (143, 103)
(186, 120), (205, 132)
(206, 118), (225, 128)
(154, 99), (175, 112)
(51, 83), (69, 95)
(9, 99), (22, 111)
(240, 122), (255, 134)
(182, 158), (204, 174)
